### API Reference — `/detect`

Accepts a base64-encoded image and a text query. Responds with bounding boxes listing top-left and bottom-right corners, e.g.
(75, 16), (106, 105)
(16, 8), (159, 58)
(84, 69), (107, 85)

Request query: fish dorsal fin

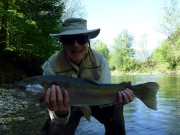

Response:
(80, 106), (91, 121)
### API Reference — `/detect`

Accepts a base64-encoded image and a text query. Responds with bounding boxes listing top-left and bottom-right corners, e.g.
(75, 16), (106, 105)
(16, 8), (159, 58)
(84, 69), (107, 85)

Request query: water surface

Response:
(76, 74), (180, 135)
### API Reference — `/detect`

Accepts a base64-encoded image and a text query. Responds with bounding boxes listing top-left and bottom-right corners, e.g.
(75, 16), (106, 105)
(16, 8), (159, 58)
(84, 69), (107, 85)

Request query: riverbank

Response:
(0, 88), (48, 135)
(111, 70), (180, 76)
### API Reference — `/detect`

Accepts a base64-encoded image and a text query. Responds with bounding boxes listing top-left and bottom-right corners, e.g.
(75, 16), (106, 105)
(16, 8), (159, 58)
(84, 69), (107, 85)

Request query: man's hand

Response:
(117, 88), (134, 105)
(44, 85), (69, 116)
(117, 81), (135, 106)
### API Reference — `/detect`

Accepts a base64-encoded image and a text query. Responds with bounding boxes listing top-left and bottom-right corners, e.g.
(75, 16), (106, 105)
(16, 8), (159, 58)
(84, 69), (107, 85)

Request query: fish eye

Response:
(33, 84), (44, 91)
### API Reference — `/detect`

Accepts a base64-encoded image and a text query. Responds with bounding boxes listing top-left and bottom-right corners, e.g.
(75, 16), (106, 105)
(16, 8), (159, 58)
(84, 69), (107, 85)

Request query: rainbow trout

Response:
(13, 75), (159, 109)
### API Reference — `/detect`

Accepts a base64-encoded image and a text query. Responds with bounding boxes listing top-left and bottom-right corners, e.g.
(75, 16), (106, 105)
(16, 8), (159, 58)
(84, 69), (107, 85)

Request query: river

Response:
(75, 74), (180, 135)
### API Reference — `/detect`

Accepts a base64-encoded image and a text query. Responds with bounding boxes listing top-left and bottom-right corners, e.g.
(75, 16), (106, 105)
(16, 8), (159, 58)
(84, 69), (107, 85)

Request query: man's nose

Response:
(73, 40), (81, 47)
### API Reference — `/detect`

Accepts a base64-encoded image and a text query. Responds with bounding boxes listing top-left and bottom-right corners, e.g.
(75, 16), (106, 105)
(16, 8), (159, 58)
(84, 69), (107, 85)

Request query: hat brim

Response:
(50, 28), (100, 39)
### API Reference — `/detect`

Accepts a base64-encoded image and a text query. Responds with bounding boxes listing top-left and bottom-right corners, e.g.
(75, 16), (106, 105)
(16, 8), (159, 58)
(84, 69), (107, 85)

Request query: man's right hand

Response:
(44, 85), (69, 116)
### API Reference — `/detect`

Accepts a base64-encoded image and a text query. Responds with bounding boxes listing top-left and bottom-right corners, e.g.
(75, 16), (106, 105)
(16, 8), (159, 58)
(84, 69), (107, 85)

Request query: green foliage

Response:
(0, 0), (65, 83)
(152, 0), (180, 70)
(8, 0), (64, 58)
(151, 29), (180, 70)
(93, 40), (110, 61)
(151, 41), (169, 62)
(110, 30), (136, 72)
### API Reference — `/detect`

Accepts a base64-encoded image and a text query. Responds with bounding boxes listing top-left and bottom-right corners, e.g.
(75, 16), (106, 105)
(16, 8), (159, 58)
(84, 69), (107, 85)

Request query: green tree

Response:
(110, 29), (136, 71)
(0, 0), (11, 51)
(8, 0), (64, 58)
(155, 0), (180, 69)
(0, 0), (65, 83)
(151, 33), (180, 69)
(93, 40), (110, 61)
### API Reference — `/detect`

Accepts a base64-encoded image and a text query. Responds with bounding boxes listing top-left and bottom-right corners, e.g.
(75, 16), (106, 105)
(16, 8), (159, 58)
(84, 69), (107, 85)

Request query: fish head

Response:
(15, 83), (44, 93)
(12, 77), (46, 100)
(15, 77), (44, 91)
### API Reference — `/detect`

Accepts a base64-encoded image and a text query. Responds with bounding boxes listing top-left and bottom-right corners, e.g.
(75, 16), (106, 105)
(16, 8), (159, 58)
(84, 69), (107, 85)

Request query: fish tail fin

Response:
(134, 82), (159, 110)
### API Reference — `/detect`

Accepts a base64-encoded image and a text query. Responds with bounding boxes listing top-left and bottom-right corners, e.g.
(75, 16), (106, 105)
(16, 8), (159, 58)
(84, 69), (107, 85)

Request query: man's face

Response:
(60, 35), (89, 64)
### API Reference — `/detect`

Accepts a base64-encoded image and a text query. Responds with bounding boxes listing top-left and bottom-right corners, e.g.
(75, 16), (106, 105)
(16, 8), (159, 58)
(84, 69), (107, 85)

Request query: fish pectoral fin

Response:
(80, 106), (91, 121)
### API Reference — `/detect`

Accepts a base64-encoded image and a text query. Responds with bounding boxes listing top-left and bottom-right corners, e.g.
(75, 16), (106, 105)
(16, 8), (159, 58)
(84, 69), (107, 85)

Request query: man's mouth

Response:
(72, 49), (82, 54)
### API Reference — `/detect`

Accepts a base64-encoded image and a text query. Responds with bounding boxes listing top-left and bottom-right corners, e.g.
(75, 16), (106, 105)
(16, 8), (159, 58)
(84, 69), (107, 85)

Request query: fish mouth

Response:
(15, 83), (44, 93)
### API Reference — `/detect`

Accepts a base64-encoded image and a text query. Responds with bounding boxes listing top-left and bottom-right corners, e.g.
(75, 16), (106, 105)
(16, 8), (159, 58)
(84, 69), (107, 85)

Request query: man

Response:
(42, 18), (134, 135)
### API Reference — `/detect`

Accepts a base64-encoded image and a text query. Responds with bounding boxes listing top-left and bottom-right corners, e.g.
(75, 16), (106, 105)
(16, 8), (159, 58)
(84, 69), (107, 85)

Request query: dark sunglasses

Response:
(60, 35), (89, 45)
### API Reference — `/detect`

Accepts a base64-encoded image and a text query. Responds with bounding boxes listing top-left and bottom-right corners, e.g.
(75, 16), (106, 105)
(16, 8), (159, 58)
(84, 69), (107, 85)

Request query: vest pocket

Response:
(81, 67), (101, 82)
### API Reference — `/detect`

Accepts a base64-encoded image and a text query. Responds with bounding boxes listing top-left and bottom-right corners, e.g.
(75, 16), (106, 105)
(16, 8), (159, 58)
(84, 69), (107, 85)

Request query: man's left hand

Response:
(117, 88), (135, 105)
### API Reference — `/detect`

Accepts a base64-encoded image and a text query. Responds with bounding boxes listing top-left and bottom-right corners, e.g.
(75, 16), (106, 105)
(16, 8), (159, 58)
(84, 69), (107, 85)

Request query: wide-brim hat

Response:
(49, 18), (100, 39)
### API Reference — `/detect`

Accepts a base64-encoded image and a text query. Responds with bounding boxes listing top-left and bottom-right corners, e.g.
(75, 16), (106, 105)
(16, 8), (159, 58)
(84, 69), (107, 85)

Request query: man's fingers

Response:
(124, 88), (134, 102)
(50, 85), (57, 110)
(56, 85), (63, 108)
(118, 91), (123, 103)
(63, 90), (69, 108)
(120, 88), (135, 105)
(44, 88), (51, 109)
(56, 86), (69, 112)
(44, 85), (69, 113)
(121, 91), (129, 104)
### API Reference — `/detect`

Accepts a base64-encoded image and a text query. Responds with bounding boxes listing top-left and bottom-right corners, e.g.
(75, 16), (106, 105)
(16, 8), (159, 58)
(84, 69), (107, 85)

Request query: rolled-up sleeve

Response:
(48, 109), (70, 124)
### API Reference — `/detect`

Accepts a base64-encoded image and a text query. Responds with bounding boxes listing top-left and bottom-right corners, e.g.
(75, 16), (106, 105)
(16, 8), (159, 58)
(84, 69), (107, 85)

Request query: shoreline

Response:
(111, 70), (180, 76)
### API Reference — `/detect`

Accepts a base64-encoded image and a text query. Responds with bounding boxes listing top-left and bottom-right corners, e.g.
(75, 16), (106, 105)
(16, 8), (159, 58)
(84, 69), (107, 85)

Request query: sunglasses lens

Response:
(60, 35), (88, 45)
(76, 36), (88, 44)
(60, 37), (74, 45)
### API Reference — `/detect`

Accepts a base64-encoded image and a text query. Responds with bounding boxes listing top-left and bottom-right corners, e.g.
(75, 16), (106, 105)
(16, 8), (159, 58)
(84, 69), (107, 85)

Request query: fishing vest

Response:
(48, 49), (103, 82)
